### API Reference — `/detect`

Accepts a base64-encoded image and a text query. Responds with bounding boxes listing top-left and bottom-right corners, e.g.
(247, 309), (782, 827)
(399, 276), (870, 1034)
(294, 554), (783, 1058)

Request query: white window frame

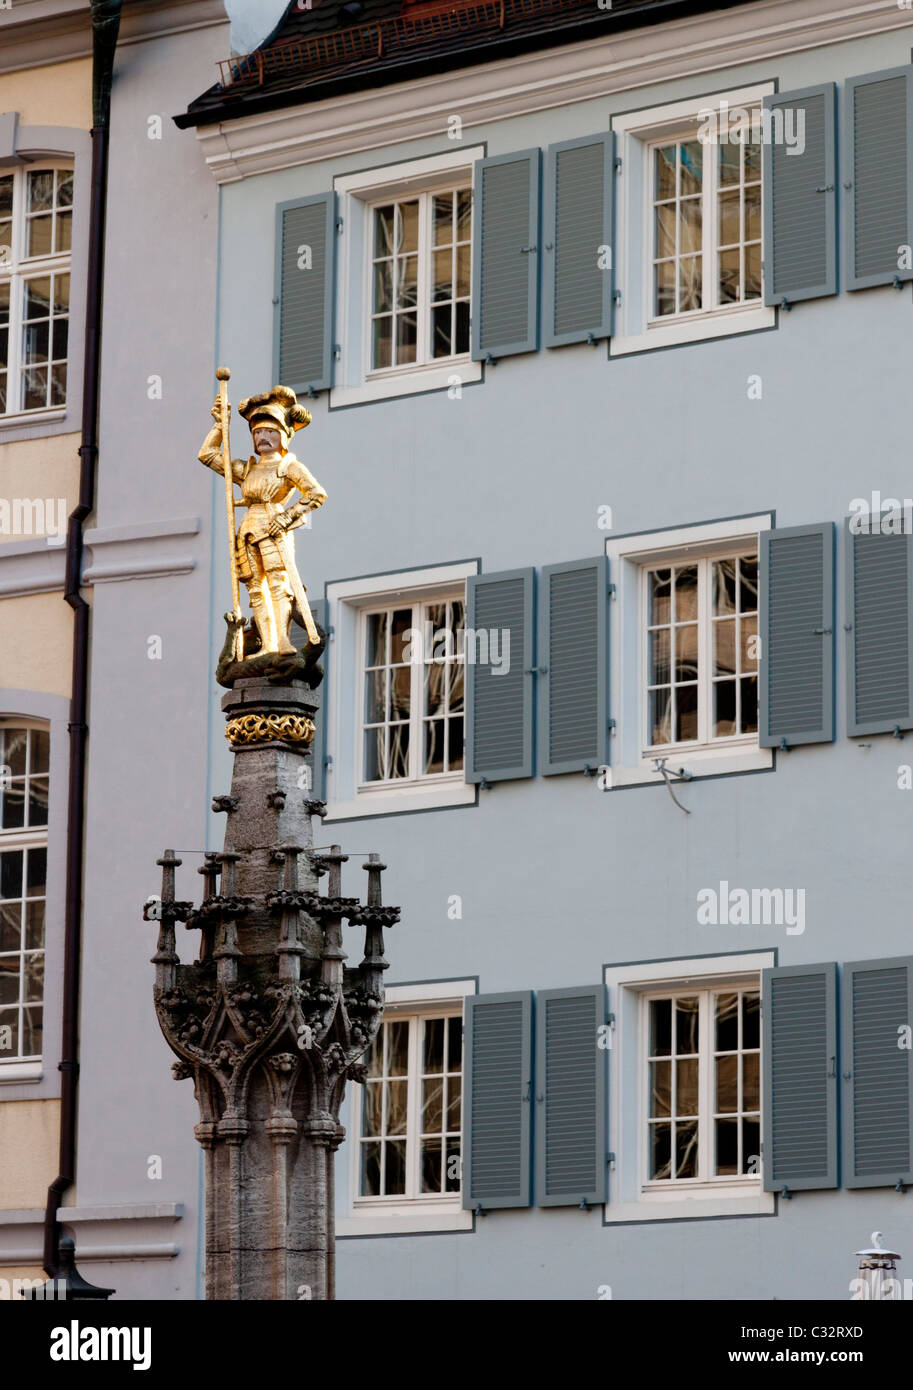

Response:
(338, 979), (475, 1237)
(610, 84), (775, 356)
(604, 952), (775, 1224)
(640, 983), (761, 1190)
(606, 514), (773, 787)
(0, 718), (49, 1080)
(325, 561), (478, 820)
(0, 162), (73, 419)
(331, 148), (484, 408)
(641, 549), (759, 755)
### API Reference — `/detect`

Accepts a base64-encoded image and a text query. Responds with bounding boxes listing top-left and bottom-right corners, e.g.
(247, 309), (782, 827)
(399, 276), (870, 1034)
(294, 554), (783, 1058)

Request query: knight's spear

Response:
(216, 366), (243, 660)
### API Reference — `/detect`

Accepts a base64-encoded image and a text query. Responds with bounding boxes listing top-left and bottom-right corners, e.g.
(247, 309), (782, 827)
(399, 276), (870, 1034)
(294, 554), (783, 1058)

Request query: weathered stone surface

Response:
(147, 675), (397, 1300)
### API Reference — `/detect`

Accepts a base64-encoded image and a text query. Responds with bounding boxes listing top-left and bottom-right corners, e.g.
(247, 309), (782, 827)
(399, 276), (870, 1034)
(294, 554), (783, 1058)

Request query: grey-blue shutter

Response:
(535, 986), (607, 1207)
(471, 150), (540, 361)
(762, 84), (837, 306)
(462, 991), (533, 1210)
(845, 522), (913, 736)
(542, 133), (614, 347)
(274, 192), (336, 395)
(465, 568), (535, 783)
(290, 597), (329, 802)
(539, 556), (609, 776)
(762, 963), (838, 1193)
(843, 957), (913, 1189)
(844, 67), (913, 291)
(759, 523), (834, 748)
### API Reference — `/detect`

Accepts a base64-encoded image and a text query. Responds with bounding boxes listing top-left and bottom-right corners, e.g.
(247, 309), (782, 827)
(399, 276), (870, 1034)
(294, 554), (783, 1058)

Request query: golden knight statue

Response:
(199, 378), (326, 662)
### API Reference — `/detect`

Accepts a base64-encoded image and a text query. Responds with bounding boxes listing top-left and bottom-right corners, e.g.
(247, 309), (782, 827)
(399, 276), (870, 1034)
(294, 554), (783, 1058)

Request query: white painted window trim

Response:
(610, 84), (775, 356)
(325, 561), (478, 820)
(338, 978), (475, 1237)
(0, 161), (73, 416)
(0, 718), (49, 1070)
(331, 147), (484, 407)
(604, 952), (775, 1224)
(605, 514), (773, 787)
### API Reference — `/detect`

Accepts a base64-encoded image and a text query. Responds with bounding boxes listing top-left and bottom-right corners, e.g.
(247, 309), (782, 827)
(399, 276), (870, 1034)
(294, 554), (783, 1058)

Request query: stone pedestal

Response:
(146, 674), (398, 1300)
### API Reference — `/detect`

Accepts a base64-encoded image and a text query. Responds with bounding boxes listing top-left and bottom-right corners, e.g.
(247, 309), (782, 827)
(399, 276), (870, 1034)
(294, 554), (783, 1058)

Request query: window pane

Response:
(741, 676), (758, 733)
(447, 1016), (462, 1070)
(446, 1076), (461, 1131)
(27, 215), (53, 259)
(0, 175), (12, 217)
(718, 189), (740, 247)
(719, 139), (740, 186)
(0, 964), (17, 1005)
(454, 300), (470, 354)
(655, 145), (676, 199)
(650, 1059), (671, 1116)
(744, 138), (761, 181)
(362, 1081), (383, 1136)
(456, 189), (471, 240)
(650, 1122), (671, 1179)
(713, 559), (737, 616)
(679, 196), (701, 255)
(56, 211), (72, 256)
(57, 170), (74, 207)
(716, 1054), (738, 1113)
(675, 682), (698, 741)
(54, 274), (69, 313)
(745, 241), (761, 301)
(0, 850), (23, 899)
(23, 365), (48, 410)
(395, 312), (417, 365)
(675, 1120), (698, 1178)
(679, 141), (702, 194)
(649, 569), (672, 625)
(421, 1138), (442, 1193)
(24, 318), (50, 365)
(431, 304), (452, 358)
(715, 992), (739, 1051)
(433, 248), (452, 302)
(650, 998), (672, 1056)
(715, 1117), (738, 1175)
(374, 205), (395, 256)
(445, 1135), (461, 1192)
(742, 993), (760, 1050)
(366, 1034), (383, 1078)
(387, 1019), (408, 1075)
(27, 849), (47, 898)
(371, 317), (392, 369)
(432, 193), (453, 246)
(0, 281), (9, 324)
(678, 255), (701, 312)
(649, 687), (672, 745)
(740, 615), (758, 672)
(676, 997), (699, 1053)
(385, 1139), (406, 1195)
(25, 901), (44, 952)
(745, 184), (761, 242)
(742, 1116), (760, 1174)
(714, 617), (736, 676)
(674, 566), (698, 621)
(364, 669), (385, 724)
(387, 723), (409, 779)
(713, 680), (736, 737)
(1, 781), (24, 830)
(0, 1007), (19, 1059)
(423, 1017), (444, 1073)
(677, 1057), (698, 1116)
(364, 729), (384, 782)
(27, 776), (48, 828)
(398, 200), (418, 255)
(456, 244), (470, 298)
(423, 1077), (443, 1132)
(742, 1052), (760, 1111)
(24, 278), (51, 319)
(739, 556), (758, 612)
(386, 1078), (408, 1135)
(365, 612), (388, 667)
(396, 255), (418, 310)
(649, 628), (671, 685)
(360, 1140), (382, 1195)
(718, 247), (740, 304)
(24, 953), (43, 1003)
(424, 720), (445, 775)
(655, 203), (675, 259)
(674, 623), (698, 682)
(0, 902), (20, 952)
(654, 258), (675, 317)
(390, 606), (411, 664)
(373, 260), (393, 313)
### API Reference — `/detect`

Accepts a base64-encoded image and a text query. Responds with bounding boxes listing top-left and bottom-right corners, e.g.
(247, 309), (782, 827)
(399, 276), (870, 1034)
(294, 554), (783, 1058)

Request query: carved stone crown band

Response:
(224, 712), (315, 747)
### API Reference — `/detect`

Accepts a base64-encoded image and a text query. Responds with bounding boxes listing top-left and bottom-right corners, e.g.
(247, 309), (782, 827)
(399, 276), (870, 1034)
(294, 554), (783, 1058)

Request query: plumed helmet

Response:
(238, 385), (312, 442)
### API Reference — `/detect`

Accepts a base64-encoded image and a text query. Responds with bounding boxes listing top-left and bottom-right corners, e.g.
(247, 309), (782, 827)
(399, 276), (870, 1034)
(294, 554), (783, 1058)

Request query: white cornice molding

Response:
(0, 1202), (184, 1264)
(194, 0), (913, 183)
(0, 0), (227, 77)
(83, 515), (201, 584)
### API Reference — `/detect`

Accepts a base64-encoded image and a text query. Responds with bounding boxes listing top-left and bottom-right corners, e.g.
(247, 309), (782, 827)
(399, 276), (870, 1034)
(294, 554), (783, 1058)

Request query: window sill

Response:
(0, 407), (67, 429)
(611, 744), (772, 787)
(605, 1186), (773, 1225)
(338, 1202), (472, 1237)
(611, 302), (774, 356)
(327, 777), (475, 821)
(0, 1063), (42, 1084)
(330, 356), (481, 408)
